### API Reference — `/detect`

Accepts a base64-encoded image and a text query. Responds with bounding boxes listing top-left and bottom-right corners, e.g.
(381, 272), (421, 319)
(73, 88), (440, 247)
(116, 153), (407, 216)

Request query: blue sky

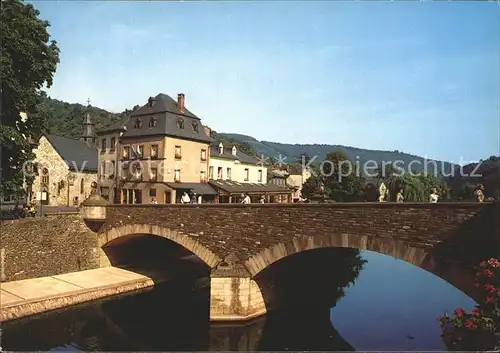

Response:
(32, 1), (499, 162)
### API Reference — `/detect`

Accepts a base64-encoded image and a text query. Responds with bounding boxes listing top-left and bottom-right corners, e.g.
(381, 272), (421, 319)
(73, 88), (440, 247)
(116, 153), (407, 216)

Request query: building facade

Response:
(97, 93), (217, 204)
(208, 142), (267, 183)
(207, 142), (292, 203)
(30, 106), (98, 206)
(286, 165), (312, 202)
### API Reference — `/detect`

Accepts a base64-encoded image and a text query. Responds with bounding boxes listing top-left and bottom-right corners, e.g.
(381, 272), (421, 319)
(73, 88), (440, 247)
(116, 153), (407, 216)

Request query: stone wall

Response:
(0, 214), (99, 282)
(32, 136), (97, 206)
(210, 277), (266, 321)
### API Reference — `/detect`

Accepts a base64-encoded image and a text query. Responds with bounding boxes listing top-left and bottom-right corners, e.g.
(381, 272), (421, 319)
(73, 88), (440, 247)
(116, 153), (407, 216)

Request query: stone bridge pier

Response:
(81, 194), (500, 322)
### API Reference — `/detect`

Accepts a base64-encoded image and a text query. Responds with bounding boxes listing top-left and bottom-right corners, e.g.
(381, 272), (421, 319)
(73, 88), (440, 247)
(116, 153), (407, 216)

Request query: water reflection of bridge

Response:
(1, 285), (355, 351)
(2, 248), (366, 351)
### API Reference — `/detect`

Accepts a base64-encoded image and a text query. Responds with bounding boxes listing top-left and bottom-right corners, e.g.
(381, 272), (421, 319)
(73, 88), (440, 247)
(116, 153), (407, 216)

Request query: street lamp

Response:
(90, 181), (99, 195)
(67, 173), (76, 207)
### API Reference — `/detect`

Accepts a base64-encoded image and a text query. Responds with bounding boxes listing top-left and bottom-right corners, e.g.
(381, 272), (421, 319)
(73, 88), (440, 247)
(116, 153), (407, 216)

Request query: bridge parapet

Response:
(101, 202), (498, 260)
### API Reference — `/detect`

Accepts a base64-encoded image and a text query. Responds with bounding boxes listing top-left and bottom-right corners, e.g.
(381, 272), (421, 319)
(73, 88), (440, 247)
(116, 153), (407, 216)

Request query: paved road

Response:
(1, 206), (78, 220)
(39, 206), (78, 215)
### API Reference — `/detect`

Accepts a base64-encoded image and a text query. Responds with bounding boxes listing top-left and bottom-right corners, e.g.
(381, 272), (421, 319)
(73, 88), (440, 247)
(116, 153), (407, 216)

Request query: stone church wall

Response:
(31, 136), (97, 206)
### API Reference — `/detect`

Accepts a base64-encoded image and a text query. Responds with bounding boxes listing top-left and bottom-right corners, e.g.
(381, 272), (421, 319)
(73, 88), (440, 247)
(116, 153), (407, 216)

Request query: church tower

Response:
(81, 99), (95, 144)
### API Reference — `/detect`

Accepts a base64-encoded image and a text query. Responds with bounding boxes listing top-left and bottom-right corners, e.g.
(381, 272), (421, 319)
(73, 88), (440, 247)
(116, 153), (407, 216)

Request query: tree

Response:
(384, 173), (449, 202)
(301, 175), (322, 200)
(447, 156), (500, 201)
(1, 0), (60, 197)
(322, 151), (365, 201)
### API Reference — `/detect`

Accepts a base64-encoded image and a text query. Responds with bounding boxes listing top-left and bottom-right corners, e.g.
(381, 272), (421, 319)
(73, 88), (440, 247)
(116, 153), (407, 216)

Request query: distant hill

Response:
(447, 156), (500, 200)
(218, 133), (455, 176)
(38, 96), (125, 139)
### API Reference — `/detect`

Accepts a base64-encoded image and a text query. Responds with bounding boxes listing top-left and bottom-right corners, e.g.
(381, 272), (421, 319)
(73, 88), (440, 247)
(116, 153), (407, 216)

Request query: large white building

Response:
(207, 141), (292, 203)
(209, 142), (266, 183)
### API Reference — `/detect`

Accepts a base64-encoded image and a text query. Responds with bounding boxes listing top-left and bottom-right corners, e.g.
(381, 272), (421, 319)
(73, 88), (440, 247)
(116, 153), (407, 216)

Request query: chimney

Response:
(178, 93), (185, 113)
(203, 125), (212, 137)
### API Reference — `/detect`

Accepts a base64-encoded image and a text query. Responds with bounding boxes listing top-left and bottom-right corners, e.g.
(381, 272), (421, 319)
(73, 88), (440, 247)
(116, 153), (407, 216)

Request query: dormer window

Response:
(231, 146), (237, 156)
(192, 121), (199, 133)
(149, 117), (157, 128)
(176, 118), (184, 129)
(134, 118), (143, 129)
(218, 142), (223, 154)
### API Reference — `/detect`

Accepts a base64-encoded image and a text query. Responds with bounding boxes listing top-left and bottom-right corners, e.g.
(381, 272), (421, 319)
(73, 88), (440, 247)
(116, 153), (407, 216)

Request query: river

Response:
(1, 249), (476, 351)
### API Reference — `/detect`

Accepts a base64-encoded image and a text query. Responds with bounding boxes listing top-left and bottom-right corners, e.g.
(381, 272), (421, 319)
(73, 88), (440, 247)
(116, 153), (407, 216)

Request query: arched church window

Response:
(41, 168), (49, 185)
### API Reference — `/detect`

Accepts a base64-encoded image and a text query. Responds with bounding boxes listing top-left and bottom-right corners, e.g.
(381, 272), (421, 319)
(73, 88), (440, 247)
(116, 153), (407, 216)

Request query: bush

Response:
(438, 258), (500, 351)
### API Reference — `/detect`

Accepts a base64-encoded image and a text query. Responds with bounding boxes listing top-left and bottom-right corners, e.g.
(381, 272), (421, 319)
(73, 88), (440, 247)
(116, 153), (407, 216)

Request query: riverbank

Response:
(0, 266), (169, 322)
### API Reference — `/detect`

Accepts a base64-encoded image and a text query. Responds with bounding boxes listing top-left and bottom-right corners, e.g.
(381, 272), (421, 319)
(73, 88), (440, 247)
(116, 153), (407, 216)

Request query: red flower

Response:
(485, 296), (495, 304)
(473, 282), (480, 287)
(471, 308), (481, 317)
(484, 283), (496, 293)
(483, 269), (494, 277)
(487, 258), (500, 268)
(454, 308), (465, 318)
(464, 320), (477, 329)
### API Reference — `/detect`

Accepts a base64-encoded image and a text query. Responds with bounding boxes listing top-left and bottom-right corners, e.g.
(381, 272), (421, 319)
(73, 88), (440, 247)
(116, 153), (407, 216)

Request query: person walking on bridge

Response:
(429, 188), (440, 203)
(396, 189), (404, 203)
(474, 184), (485, 202)
(181, 192), (190, 204)
(240, 193), (251, 204)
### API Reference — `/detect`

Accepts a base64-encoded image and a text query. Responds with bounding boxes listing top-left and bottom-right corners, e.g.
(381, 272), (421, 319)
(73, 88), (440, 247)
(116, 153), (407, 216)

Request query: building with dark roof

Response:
(207, 142), (292, 203)
(30, 104), (98, 206)
(96, 93), (217, 204)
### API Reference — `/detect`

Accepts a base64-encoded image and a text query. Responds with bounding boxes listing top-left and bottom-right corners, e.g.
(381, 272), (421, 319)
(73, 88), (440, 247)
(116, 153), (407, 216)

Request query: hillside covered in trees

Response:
(216, 133), (455, 176)
(38, 96), (124, 138)
(447, 156), (500, 200)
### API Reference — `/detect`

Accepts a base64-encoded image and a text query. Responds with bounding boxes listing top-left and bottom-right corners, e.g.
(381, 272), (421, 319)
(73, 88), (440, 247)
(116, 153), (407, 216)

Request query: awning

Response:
(208, 179), (292, 195)
(165, 182), (218, 196)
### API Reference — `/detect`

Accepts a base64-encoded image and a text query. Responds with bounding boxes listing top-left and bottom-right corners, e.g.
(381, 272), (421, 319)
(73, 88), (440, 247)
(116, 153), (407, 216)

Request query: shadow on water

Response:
(1, 285), (357, 351)
(1, 246), (477, 351)
(2, 248), (365, 351)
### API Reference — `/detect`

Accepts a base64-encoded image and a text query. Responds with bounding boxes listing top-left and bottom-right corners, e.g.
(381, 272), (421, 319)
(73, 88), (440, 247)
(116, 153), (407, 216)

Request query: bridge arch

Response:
(98, 224), (222, 269)
(245, 233), (429, 276)
(244, 233), (478, 303)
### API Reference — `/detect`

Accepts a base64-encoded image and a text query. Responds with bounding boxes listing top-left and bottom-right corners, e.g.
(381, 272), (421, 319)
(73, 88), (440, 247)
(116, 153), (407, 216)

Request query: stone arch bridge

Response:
(81, 200), (499, 321)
